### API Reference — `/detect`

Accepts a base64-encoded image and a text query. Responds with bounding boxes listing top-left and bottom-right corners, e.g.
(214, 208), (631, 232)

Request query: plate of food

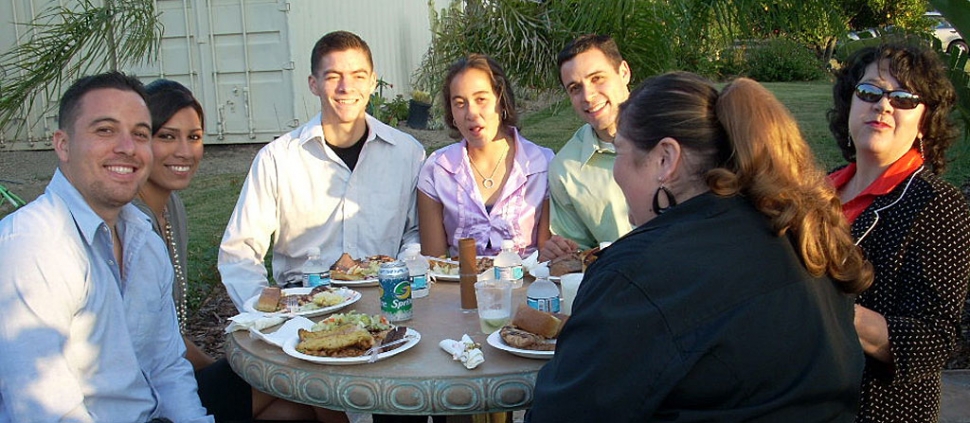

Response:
(487, 330), (554, 360)
(428, 257), (459, 281)
(331, 277), (379, 287)
(329, 253), (395, 286)
(485, 305), (565, 360)
(243, 286), (361, 318)
(428, 256), (495, 282)
(282, 311), (420, 365)
(532, 247), (601, 282)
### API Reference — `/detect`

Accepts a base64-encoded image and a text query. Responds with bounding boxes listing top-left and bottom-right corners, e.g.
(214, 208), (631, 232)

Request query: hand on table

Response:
(539, 235), (579, 262)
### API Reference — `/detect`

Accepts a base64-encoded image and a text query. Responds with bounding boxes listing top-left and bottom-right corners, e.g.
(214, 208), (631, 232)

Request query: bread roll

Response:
(512, 304), (564, 338)
(255, 287), (282, 312)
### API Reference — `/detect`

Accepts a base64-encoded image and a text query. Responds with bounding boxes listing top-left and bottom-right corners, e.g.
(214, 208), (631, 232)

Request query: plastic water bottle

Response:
(527, 266), (561, 313)
(494, 239), (524, 288)
(401, 243), (430, 298)
(302, 247), (331, 288)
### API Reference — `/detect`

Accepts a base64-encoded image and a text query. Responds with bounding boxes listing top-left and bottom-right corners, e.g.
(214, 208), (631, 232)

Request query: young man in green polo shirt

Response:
(540, 34), (634, 262)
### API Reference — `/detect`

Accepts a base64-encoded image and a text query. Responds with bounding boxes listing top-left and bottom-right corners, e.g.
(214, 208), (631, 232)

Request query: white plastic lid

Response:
(307, 247), (320, 256)
(405, 243), (421, 252)
(501, 239), (515, 250)
(599, 241), (612, 249)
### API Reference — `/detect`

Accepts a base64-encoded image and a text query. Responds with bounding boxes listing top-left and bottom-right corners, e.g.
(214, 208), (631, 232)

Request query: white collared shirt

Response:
(219, 113), (426, 309)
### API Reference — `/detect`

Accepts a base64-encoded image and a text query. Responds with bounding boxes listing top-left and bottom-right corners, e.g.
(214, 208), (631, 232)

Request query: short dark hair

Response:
(827, 42), (958, 174)
(310, 31), (373, 76)
(144, 79), (205, 134)
(557, 34), (625, 72)
(441, 54), (518, 138)
(58, 71), (147, 131)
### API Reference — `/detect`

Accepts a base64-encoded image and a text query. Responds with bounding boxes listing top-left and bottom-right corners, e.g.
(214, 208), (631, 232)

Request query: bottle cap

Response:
(501, 239), (514, 250)
(599, 241), (612, 249)
(405, 243), (421, 252)
(307, 247), (320, 256)
(533, 266), (550, 279)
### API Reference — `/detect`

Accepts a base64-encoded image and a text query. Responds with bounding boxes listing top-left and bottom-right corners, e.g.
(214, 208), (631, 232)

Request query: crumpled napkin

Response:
(522, 250), (541, 273)
(439, 334), (485, 369)
(248, 316), (314, 347)
(225, 312), (286, 334)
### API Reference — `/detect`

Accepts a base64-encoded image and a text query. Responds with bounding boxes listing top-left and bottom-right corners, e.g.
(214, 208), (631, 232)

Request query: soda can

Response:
(379, 260), (412, 322)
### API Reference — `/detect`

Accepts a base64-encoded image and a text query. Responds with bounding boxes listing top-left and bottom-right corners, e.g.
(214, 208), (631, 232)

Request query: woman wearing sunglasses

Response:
(828, 42), (970, 422)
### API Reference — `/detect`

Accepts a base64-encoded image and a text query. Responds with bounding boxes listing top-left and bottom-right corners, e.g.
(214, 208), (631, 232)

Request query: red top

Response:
(829, 148), (924, 224)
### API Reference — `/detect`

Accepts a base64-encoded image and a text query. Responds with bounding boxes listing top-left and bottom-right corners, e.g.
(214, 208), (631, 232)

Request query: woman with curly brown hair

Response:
(527, 72), (872, 421)
(828, 42), (970, 422)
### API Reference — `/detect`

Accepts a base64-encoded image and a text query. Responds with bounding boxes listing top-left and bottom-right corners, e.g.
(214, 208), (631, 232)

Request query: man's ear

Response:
(308, 74), (320, 97)
(53, 129), (70, 163)
(618, 60), (632, 85)
(368, 72), (378, 95)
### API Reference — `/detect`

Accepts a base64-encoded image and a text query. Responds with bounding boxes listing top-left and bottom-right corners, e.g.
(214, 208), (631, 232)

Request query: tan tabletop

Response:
(225, 280), (545, 416)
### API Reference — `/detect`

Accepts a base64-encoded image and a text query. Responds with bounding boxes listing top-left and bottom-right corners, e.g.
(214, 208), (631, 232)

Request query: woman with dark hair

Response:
(527, 72), (873, 421)
(827, 43), (970, 422)
(417, 54), (553, 257)
(135, 79), (348, 423)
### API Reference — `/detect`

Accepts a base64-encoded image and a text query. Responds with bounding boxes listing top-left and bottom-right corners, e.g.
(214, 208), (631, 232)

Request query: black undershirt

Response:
(326, 127), (368, 171)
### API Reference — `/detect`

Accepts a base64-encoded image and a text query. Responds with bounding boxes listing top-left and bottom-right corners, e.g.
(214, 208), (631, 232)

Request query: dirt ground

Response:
(3, 124), (970, 368)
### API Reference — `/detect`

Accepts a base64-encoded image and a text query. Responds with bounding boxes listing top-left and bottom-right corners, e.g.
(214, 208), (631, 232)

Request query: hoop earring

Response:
(502, 109), (508, 121)
(652, 185), (677, 215)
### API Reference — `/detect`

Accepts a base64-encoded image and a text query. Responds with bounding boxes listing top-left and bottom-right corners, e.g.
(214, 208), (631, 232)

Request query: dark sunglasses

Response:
(853, 83), (921, 110)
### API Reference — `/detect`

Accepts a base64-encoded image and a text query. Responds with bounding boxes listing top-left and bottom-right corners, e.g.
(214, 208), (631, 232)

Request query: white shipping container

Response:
(0, 0), (443, 150)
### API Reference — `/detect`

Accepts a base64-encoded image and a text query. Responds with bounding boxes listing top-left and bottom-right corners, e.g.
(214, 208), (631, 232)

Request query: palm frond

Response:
(0, 0), (161, 136)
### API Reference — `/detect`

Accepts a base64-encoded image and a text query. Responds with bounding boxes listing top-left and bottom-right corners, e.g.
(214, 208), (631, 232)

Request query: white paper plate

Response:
(429, 271), (459, 282)
(282, 328), (421, 365)
(243, 287), (361, 318)
(486, 330), (554, 360)
(331, 277), (379, 287)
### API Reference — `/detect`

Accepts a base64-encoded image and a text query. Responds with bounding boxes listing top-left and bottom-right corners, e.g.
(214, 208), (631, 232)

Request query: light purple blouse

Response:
(418, 128), (554, 257)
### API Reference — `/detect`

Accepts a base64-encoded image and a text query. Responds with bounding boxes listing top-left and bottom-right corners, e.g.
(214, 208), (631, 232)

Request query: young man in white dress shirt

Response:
(0, 72), (212, 422)
(218, 31), (426, 310)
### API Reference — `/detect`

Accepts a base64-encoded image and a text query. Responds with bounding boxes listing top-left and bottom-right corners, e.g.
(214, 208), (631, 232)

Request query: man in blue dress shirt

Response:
(0, 72), (212, 422)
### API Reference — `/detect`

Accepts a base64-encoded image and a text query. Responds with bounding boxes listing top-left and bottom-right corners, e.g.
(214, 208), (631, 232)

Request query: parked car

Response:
(926, 11), (967, 55)
(847, 27), (881, 41)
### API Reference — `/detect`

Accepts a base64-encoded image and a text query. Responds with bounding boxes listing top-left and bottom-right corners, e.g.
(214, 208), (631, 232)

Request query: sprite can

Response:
(379, 260), (412, 322)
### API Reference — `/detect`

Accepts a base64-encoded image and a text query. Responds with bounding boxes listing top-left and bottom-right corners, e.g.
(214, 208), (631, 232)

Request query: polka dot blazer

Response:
(853, 167), (970, 423)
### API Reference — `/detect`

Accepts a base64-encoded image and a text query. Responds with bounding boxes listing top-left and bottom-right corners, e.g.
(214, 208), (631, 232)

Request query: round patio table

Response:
(225, 280), (545, 416)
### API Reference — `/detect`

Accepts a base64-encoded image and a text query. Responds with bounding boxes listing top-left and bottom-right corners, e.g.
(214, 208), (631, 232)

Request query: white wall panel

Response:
(0, 0), (443, 150)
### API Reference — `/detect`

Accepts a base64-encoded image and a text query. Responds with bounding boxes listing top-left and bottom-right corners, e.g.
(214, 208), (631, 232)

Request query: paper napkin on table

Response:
(439, 334), (484, 369)
(248, 316), (315, 347)
(225, 312), (286, 333)
(522, 250), (540, 273)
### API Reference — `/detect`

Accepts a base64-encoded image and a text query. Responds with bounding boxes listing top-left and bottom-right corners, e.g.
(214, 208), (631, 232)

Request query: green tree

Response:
(0, 0), (161, 136)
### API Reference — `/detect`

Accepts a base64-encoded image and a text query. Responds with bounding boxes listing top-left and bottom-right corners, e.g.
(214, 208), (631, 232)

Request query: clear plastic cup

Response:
(475, 281), (513, 333)
(560, 273), (584, 315)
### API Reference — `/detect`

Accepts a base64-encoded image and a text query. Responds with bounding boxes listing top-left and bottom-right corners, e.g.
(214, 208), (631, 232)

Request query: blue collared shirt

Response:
(0, 169), (212, 423)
